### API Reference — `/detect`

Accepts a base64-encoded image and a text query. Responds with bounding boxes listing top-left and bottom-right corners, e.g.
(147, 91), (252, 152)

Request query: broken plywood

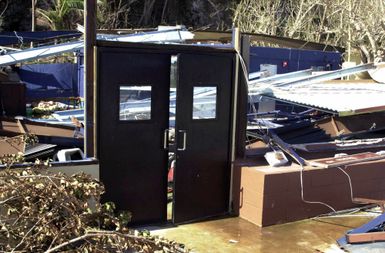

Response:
(309, 152), (385, 168)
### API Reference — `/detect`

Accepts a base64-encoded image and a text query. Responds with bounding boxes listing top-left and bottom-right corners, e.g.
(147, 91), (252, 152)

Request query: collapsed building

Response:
(1, 27), (385, 242)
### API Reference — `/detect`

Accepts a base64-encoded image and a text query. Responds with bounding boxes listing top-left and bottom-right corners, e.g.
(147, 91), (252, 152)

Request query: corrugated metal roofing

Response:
(265, 81), (385, 116)
(0, 29), (195, 67)
(249, 63), (374, 90)
(249, 63), (385, 116)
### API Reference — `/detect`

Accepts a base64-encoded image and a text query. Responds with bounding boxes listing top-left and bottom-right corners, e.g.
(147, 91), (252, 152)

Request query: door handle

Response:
(163, 129), (169, 150)
(177, 130), (187, 151)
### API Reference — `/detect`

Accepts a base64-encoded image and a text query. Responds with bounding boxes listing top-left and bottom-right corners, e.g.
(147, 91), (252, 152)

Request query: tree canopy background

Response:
(0, 0), (384, 62)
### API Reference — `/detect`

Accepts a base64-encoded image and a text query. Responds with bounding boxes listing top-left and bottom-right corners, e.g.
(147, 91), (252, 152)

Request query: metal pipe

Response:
(249, 68), (313, 87)
(275, 63), (375, 88)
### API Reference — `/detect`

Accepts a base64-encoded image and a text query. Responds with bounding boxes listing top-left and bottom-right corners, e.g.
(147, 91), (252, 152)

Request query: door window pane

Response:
(193, 86), (217, 119)
(119, 86), (152, 120)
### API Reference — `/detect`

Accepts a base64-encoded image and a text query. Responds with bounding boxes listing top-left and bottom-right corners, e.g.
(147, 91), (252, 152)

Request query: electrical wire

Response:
(236, 51), (249, 85)
(299, 164), (337, 213)
(234, 41), (376, 219)
(299, 164), (356, 214)
(266, 132), (339, 212)
(337, 166), (354, 202)
(315, 214), (378, 219)
(236, 51), (266, 135)
(13, 31), (24, 45)
(313, 204), (380, 219)
(237, 46), (337, 211)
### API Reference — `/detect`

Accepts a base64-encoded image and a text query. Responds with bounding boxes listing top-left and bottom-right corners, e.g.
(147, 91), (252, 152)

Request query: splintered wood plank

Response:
(338, 213), (385, 246)
(309, 152), (385, 168)
(347, 231), (385, 244)
(353, 197), (385, 212)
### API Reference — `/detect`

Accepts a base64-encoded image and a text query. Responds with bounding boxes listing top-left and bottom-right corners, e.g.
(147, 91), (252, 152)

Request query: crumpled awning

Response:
(249, 63), (385, 116)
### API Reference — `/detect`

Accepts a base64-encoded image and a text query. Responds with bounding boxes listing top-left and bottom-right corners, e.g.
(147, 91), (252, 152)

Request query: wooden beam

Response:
(309, 152), (385, 168)
(347, 231), (385, 244)
(84, 0), (96, 158)
(338, 213), (385, 246)
(331, 116), (344, 136)
(353, 197), (385, 212)
(16, 119), (27, 134)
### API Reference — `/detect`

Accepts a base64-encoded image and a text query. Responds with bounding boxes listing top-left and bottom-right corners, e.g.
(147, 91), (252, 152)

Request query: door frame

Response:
(95, 41), (240, 224)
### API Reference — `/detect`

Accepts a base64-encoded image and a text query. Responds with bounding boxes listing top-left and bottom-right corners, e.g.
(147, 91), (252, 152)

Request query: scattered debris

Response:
(309, 152), (385, 168)
(264, 150), (288, 167)
(31, 101), (69, 116)
(338, 213), (385, 246)
(0, 167), (190, 252)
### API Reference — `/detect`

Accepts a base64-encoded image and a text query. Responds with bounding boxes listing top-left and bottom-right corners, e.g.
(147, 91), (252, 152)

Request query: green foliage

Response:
(37, 0), (84, 30)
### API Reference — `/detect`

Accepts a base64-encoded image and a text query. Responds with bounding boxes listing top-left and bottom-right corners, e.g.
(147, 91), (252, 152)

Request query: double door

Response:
(98, 46), (234, 224)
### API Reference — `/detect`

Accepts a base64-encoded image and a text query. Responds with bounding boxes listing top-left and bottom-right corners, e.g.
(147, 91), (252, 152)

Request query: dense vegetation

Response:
(234, 0), (385, 63)
(0, 0), (237, 31)
(0, 0), (384, 61)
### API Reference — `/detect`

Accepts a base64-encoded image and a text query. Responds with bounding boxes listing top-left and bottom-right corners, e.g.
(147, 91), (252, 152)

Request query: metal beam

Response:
(192, 31), (345, 52)
(0, 41), (83, 67)
(249, 71), (265, 80)
(0, 27), (194, 68)
(270, 132), (306, 166)
(249, 68), (313, 87)
(275, 63), (375, 88)
(77, 24), (194, 43)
